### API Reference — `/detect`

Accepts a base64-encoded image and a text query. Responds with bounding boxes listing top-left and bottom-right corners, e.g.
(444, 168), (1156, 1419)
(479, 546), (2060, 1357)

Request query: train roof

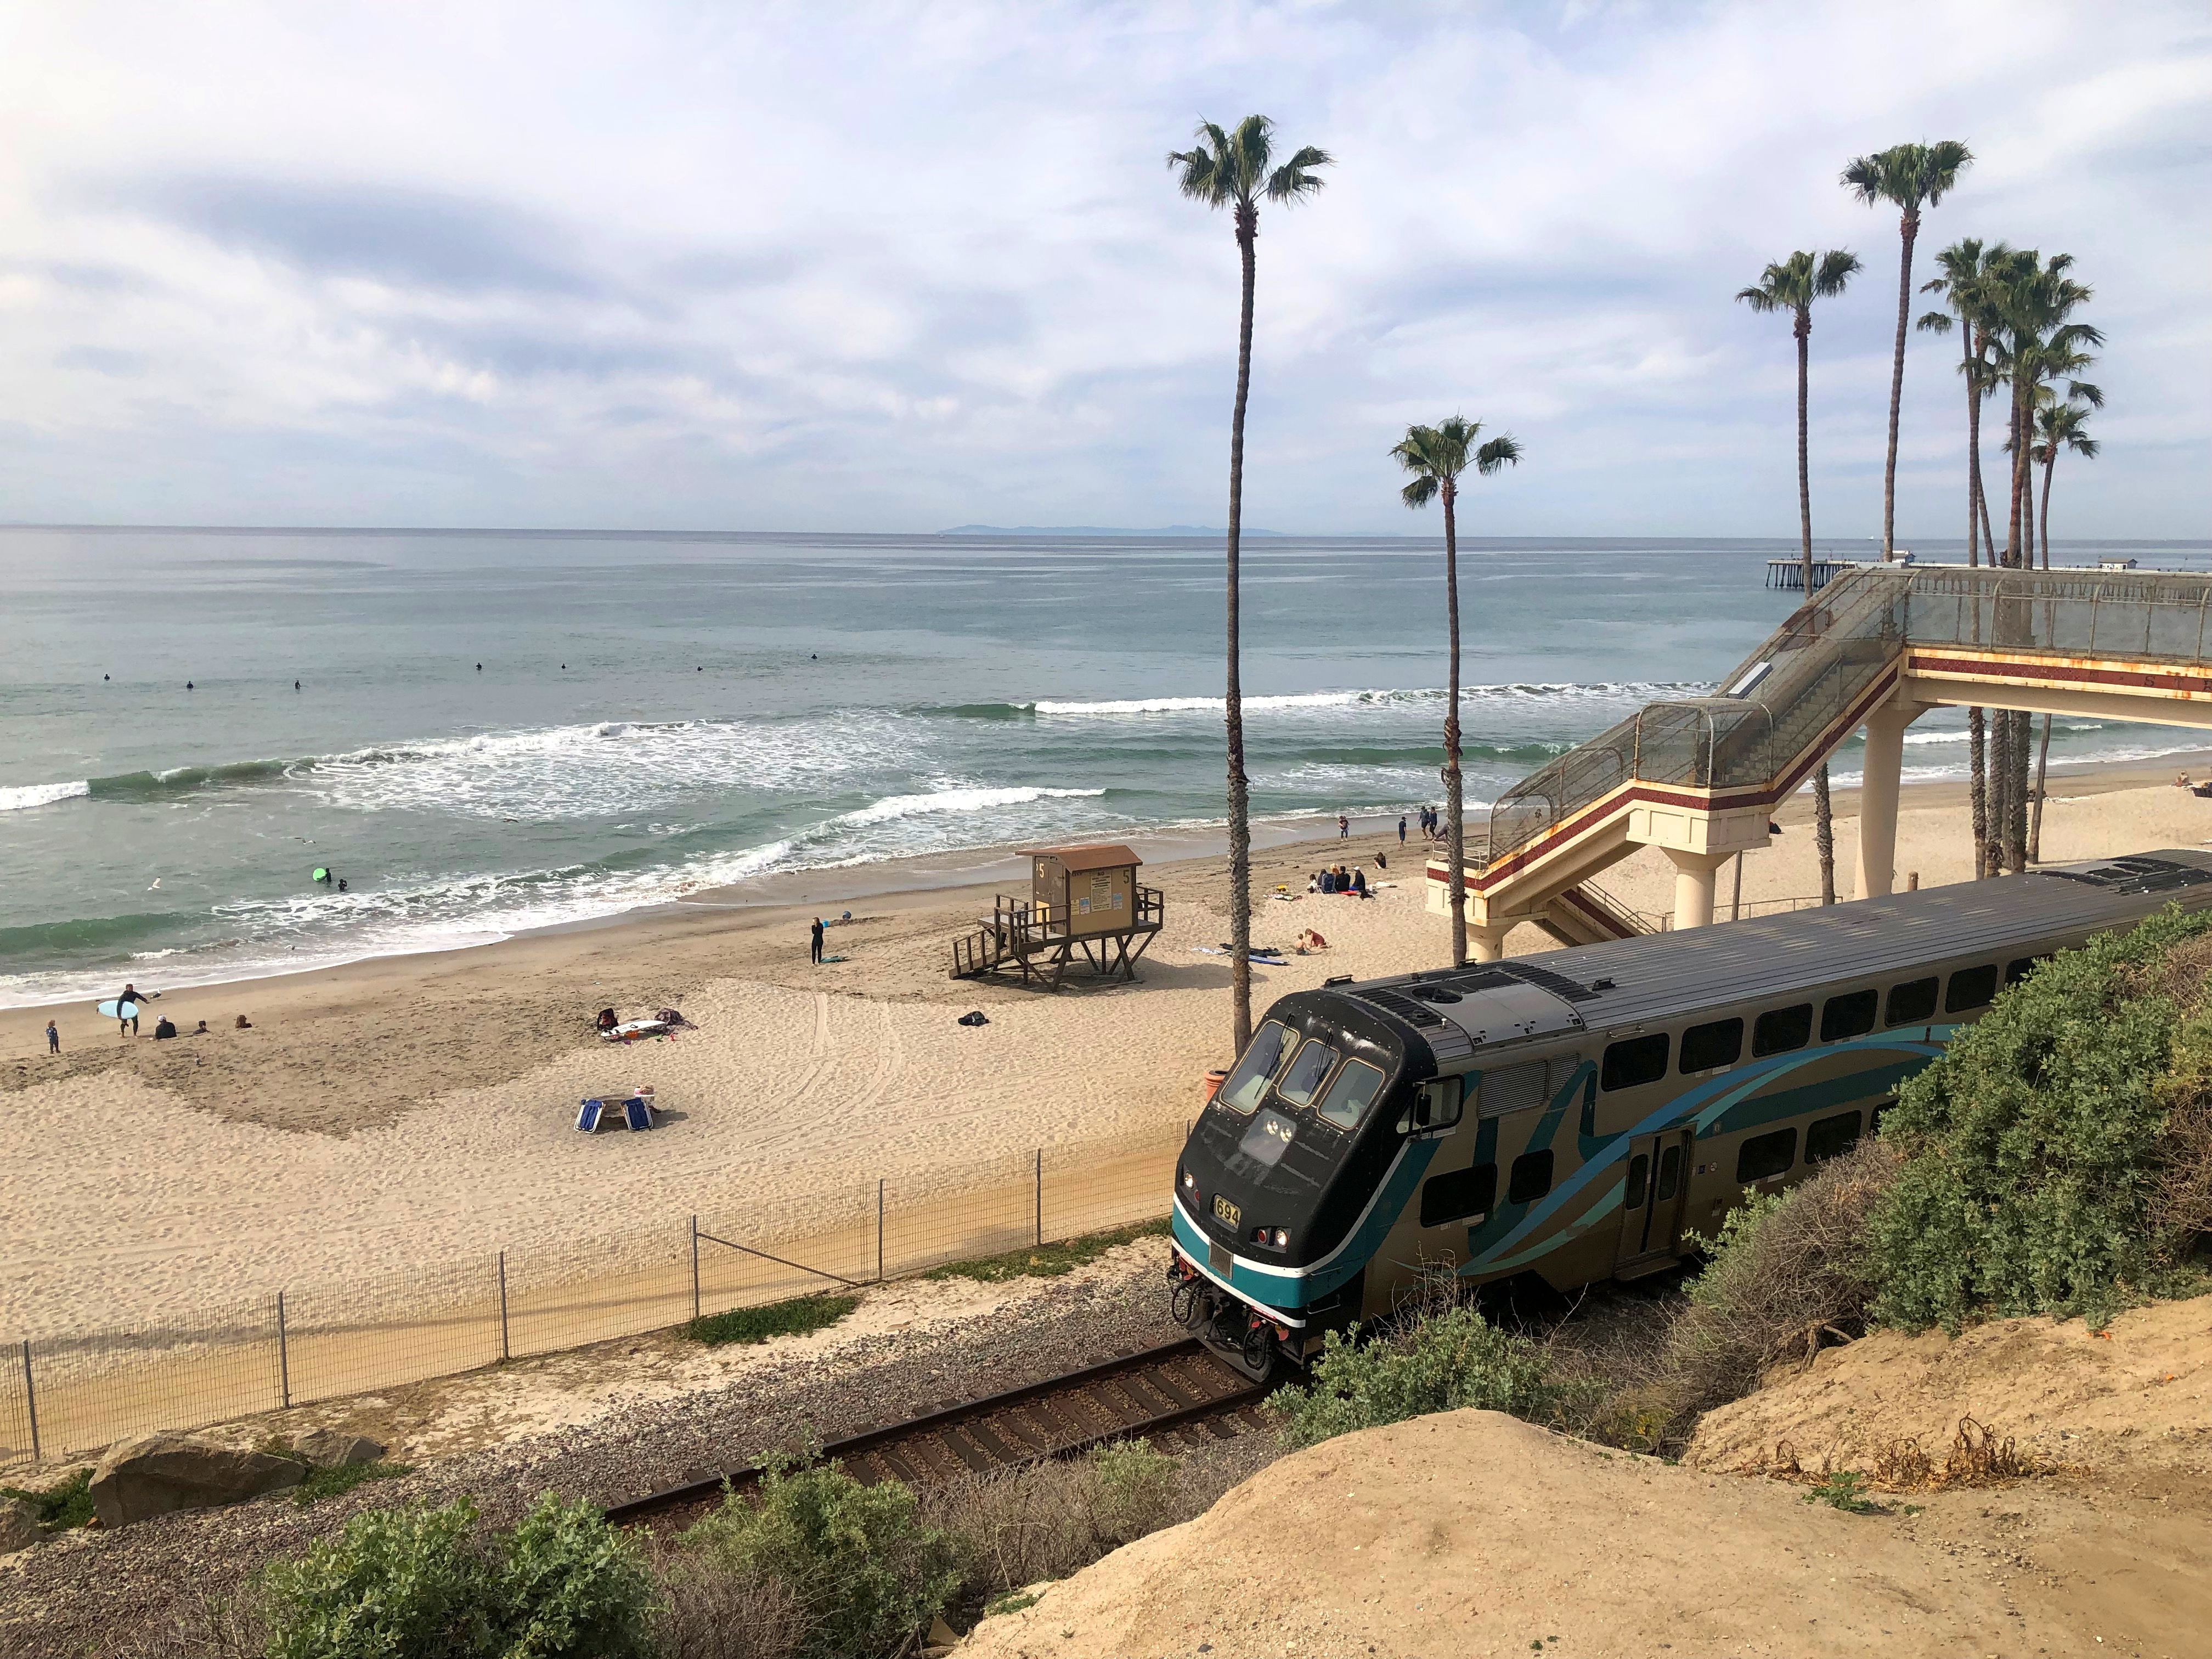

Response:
(1314, 850), (2212, 1058)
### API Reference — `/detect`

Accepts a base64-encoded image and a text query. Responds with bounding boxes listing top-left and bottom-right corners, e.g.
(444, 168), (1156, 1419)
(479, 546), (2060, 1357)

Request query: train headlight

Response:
(1271, 1227), (1290, 1248)
(1181, 1169), (1197, 1192)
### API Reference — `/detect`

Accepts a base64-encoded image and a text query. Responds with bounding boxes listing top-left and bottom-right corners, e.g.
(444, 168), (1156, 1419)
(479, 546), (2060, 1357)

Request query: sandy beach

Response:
(7, 757), (2212, 1338)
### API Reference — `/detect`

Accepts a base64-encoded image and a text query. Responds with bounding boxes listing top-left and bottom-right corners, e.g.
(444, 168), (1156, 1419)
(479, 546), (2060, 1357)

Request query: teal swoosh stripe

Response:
(1471, 1029), (1951, 1268)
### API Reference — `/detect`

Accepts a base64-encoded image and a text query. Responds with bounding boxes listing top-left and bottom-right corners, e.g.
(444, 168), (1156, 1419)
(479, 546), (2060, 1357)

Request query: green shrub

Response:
(294, 1460), (415, 1506)
(0, 1466), (94, 1532)
(687, 1294), (860, 1347)
(1265, 1302), (1585, 1448)
(684, 1463), (961, 1659)
(1869, 907), (2212, 1331)
(263, 1499), (499, 1659)
(498, 1494), (660, 1659)
(261, 1494), (656, 1659)
(923, 1218), (1170, 1283)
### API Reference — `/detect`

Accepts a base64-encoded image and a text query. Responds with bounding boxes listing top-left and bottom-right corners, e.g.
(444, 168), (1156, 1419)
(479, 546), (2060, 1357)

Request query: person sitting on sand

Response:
(192, 1019), (209, 1036)
(234, 1014), (252, 1030)
(1295, 928), (1328, 954)
(153, 1015), (177, 1040)
(595, 1007), (619, 1032)
(1351, 867), (1369, 897)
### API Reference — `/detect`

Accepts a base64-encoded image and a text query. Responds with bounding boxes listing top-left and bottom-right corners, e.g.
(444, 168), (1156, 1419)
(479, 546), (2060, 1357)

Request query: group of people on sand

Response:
(2175, 772), (2212, 799)
(40, 983), (253, 1054)
(1310, 864), (1374, 899)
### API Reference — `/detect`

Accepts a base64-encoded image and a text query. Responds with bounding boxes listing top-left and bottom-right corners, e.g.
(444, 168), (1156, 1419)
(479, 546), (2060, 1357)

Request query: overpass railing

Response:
(1483, 564), (2212, 873)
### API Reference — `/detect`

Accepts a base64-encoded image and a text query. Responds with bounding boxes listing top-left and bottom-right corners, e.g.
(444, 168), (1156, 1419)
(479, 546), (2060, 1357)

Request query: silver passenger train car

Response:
(1169, 850), (2212, 1377)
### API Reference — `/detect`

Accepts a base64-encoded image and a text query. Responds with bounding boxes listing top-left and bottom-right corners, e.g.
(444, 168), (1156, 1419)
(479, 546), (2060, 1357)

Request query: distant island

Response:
(938, 524), (1289, 537)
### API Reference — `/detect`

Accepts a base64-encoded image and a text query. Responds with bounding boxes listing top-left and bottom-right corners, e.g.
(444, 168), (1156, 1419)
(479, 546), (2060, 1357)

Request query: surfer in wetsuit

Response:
(810, 917), (826, 964)
(115, 982), (156, 1036)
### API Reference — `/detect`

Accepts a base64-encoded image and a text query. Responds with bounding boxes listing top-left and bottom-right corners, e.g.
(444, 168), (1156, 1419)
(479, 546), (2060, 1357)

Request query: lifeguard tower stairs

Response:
(950, 843), (1165, 990)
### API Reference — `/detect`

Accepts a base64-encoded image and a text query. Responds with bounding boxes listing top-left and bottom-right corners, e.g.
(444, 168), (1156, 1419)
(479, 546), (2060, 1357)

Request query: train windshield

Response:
(1277, 1040), (1340, 1107)
(1316, 1057), (1386, 1130)
(1217, 1020), (1297, 1115)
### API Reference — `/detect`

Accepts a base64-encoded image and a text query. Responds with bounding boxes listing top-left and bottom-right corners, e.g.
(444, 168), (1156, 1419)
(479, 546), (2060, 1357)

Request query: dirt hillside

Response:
(966, 1333), (2212, 1659)
(1686, 1290), (2212, 1479)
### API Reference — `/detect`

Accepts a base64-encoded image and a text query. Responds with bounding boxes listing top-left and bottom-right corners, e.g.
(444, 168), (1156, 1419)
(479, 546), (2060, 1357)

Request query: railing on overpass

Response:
(1486, 563), (2212, 873)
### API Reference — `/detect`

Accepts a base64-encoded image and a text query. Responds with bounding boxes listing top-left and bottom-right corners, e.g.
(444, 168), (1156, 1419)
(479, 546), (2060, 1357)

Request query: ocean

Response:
(5, 528), (2208, 1007)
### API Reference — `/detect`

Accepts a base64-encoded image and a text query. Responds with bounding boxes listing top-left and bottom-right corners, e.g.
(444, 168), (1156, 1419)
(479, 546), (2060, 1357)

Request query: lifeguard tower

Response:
(948, 843), (1165, 989)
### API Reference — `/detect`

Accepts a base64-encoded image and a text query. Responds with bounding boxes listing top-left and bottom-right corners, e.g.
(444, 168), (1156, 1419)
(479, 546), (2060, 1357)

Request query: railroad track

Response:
(605, 1336), (1271, 1531)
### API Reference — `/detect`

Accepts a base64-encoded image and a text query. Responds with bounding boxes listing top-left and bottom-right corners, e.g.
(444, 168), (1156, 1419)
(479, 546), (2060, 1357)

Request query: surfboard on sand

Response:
(98, 999), (139, 1019)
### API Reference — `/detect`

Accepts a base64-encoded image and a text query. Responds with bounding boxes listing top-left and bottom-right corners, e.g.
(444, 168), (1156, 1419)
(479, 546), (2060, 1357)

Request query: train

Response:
(1167, 849), (2212, 1378)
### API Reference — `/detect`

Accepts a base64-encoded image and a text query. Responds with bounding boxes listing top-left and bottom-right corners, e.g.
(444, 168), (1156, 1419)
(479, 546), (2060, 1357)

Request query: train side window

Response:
(1735, 1127), (1797, 1183)
(1805, 1110), (1862, 1164)
(1394, 1075), (1462, 1136)
(1320, 1059), (1390, 1130)
(1277, 1040), (1340, 1107)
(2005, 957), (2039, 986)
(1623, 1152), (1649, 1210)
(1945, 964), (1999, 1013)
(1820, 990), (1877, 1043)
(1216, 1020), (1296, 1115)
(1885, 977), (1939, 1026)
(1654, 1141), (1683, 1202)
(1870, 1094), (1897, 1132)
(1680, 1017), (1743, 1074)
(1601, 1033), (1669, 1091)
(1419, 1162), (1496, 1228)
(1753, 1003), (1813, 1057)
(1507, 1148), (1554, 1204)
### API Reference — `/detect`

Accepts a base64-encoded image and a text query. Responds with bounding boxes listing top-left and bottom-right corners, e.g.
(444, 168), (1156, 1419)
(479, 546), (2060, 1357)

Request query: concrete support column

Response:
(1466, 922), (1511, 963)
(1855, 704), (1917, 900)
(1661, 849), (1730, 933)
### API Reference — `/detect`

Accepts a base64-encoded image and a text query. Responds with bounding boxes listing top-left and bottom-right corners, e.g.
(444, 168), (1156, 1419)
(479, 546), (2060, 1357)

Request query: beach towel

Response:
(576, 1099), (605, 1133)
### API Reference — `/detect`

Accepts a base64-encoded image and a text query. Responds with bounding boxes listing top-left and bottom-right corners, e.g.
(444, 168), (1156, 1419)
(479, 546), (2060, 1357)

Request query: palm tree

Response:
(1918, 237), (2008, 877)
(1738, 247), (1862, 906)
(1392, 417), (1523, 966)
(2025, 396), (2102, 862)
(1985, 250), (2098, 870)
(1168, 116), (1331, 1054)
(1843, 142), (1974, 563)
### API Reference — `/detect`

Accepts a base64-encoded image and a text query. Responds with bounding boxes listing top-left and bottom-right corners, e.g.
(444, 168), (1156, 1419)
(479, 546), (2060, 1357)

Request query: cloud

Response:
(0, 0), (2203, 536)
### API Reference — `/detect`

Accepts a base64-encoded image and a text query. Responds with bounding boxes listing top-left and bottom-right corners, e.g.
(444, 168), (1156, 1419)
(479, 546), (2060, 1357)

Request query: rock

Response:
(88, 1432), (305, 1527)
(289, 1429), (387, 1470)
(0, 1496), (39, 1553)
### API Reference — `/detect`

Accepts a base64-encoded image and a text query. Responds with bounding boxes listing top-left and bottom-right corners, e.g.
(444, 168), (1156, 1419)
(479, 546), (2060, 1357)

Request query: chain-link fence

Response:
(0, 1122), (1186, 1464)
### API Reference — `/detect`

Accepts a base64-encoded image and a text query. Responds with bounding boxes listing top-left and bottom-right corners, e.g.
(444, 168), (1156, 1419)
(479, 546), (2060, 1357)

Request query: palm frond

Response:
(1916, 309), (1955, 335)
(1265, 143), (1333, 205)
(1400, 475), (1439, 510)
(1474, 434), (1523, 474)
(1814, 248), (1862, 295)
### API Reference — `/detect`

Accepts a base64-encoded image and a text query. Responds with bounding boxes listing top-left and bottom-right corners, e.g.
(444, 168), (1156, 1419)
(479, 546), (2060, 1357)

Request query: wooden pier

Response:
(1765, 558), (1852, 591)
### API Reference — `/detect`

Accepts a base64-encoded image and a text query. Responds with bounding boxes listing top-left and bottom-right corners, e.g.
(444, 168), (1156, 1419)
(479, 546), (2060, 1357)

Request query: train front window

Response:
(1216, 1020), (1296, 1115)
(1317, 1058), (1387, 1130)
(1277, 1040), (1340, 1107)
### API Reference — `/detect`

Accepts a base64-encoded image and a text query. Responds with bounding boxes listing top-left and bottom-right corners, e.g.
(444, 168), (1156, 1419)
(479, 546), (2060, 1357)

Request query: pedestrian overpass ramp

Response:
(1429, 564), (2212, 956)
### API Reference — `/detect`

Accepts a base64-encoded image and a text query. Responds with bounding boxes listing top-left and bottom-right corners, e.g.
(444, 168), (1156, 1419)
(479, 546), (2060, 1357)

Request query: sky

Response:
(1, 1), (2205, 538)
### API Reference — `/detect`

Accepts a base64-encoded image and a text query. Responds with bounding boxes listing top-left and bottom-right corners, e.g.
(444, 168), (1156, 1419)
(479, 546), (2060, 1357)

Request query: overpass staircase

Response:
(1431, 563), (2212, 953)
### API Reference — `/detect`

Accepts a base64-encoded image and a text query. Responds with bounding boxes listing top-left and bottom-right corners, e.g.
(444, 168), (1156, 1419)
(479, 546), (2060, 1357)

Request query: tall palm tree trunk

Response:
(1222, 208), (1257, 1053)
(1442, 482), (1467, 966)
(1794, 315), (1836, 905)
(2028, 450), (2059, 862)
(1880, 212), (1918, 561)
(2001, 384), (2032, 871)
(1962, 329), (1989, 879)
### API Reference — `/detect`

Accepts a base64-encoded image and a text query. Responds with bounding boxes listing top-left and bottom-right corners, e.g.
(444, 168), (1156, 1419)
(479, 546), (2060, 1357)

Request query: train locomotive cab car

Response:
(1169, 848), (2212, 1379)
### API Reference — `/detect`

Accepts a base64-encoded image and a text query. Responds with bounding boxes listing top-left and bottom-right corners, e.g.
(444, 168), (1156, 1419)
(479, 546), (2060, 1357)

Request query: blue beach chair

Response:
(623, 1097), (653, 1131)
(576, 1098), (605, 1133)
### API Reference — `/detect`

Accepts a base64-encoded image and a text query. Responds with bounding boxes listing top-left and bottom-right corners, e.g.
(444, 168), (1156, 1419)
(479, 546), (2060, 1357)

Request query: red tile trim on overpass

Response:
(1906, 651), (2212, 699)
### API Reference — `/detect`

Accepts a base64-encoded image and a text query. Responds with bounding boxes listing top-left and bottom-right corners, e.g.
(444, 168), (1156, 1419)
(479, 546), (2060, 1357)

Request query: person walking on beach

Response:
(1398, 815), (1407, 844)
(1338, 813), (1350, 840)
(115, 982), (155, 1036)
(810, 916), (826, 964)
(46, 1020), (59, 1054)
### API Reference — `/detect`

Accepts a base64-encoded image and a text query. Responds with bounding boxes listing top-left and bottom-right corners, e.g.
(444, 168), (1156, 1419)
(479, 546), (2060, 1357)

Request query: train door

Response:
(1615, 1128), (1692, 1276)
